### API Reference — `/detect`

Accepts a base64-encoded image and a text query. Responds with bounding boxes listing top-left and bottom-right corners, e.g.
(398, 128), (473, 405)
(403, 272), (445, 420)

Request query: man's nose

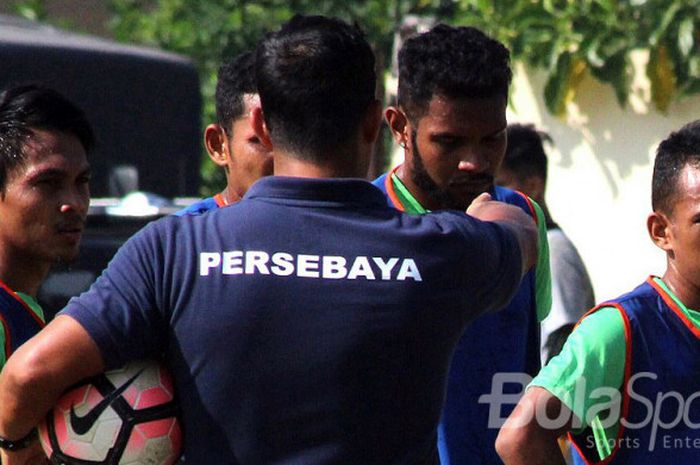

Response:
(457, 149), (489, 172)
(59, 187), (89, 216)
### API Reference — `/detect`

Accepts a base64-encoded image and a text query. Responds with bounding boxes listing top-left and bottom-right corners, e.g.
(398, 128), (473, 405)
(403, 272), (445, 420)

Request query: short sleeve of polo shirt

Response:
(59, 221), (167, 369)
(438, 211), (525, 315)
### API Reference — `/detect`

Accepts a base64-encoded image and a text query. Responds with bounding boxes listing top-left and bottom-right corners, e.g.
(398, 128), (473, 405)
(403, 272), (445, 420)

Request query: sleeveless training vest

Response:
(570, 277), (700, 464)
(373, 173), (541, 465)
(0, 281), (44, 359)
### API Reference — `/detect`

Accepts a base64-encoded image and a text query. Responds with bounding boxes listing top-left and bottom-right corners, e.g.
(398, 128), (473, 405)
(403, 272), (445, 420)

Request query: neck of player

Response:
(0, 249), (50, 296)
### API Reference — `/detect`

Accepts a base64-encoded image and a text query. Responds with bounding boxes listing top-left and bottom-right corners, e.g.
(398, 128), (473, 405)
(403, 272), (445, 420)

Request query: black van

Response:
(0, 15), (203, 315)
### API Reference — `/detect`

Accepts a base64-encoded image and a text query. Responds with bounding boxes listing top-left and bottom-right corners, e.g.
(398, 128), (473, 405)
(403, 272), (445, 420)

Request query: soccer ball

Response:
(39, 359), (182, 465)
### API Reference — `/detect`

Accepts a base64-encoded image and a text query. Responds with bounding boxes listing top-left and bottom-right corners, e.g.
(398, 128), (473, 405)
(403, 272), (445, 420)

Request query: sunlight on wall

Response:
(509, 61), (698, 301)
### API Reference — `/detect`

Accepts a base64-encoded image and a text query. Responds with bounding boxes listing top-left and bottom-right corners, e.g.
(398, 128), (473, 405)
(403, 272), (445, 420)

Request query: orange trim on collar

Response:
(213, 193), (227, 208)
(512, 190), (538, 225)
(647, 276), (700, 339)
(384, 165), (405, 212)
(0, 278), (44, 329)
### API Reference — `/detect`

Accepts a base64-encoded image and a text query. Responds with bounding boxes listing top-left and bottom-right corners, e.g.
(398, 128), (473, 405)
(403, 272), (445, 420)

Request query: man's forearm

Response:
(0, 346), (64, 439)
(496, 387), (572, 465)
(0, 316), (105, 440)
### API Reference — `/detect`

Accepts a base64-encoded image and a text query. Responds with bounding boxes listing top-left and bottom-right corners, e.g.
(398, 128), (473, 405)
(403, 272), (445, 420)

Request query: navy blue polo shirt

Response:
(62, 176), (522, 465)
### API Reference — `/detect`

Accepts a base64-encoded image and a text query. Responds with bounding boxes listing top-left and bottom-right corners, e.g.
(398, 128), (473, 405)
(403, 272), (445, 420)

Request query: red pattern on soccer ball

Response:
(39, 359), (181, 465)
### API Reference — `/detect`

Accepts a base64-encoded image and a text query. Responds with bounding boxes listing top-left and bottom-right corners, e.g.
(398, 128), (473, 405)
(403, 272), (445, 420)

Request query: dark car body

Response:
(0, 15), (202, 316)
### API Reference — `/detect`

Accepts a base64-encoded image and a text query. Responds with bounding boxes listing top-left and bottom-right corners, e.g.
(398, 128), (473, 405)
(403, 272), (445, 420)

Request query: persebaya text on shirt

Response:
(199, 250), (422, 281)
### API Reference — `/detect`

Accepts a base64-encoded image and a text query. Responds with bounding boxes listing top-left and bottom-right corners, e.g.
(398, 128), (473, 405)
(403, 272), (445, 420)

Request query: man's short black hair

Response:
(255, 14), (376, 162)
(0, 84), (94, 192)
(503, 124), (552, 183)
(652, 119), (700, 214)
(397, 24), (511, 121)
(215, 50), (257, 131)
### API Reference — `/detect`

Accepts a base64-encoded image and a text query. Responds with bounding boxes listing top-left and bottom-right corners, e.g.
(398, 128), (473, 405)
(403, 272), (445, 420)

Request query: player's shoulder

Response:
(548, 229), (585, 264)
(119, 212), (190, 256)
(492, 186), (538, 217)
(575, 306), (627, 346)
(174, 196), (218, 217)
(371, 172), (388, 187)
(533, 306), (626, 390)
(492, 185), (525, 203)
(546, 227), (570, 246)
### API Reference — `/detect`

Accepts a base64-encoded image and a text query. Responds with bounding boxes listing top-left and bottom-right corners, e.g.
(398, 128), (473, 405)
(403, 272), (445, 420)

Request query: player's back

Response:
(81, 176), (522, 464)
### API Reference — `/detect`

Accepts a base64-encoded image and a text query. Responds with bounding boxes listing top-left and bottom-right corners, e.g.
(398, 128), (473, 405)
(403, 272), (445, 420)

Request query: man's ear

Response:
(251, 106), (273, 151)
(647, 211), (673, 253)
(204, 124), (229, 168)
(385, 106), (409, 147)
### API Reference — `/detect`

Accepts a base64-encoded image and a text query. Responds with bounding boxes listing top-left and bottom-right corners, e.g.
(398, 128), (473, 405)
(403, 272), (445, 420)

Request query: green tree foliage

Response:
(492, 0), (700, 116)
(107, 0), (455, 192)
(11, 0), (47, 21)
(13, 0), (700, 189)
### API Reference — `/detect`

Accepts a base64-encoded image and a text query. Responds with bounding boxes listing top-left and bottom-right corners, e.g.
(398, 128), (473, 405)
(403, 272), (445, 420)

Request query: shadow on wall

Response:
(520, 68), (698, 199)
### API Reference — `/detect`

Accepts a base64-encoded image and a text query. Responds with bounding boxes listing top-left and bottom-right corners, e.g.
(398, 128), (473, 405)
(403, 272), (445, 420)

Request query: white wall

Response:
(508, 61), (699, 301)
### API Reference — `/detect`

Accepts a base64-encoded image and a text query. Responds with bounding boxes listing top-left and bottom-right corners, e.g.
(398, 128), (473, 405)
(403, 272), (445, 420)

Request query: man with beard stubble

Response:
(373, 24), (552, 465)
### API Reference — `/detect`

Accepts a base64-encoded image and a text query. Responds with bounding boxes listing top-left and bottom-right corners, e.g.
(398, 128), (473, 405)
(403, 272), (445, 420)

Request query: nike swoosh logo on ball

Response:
(69, 368), (144, 435)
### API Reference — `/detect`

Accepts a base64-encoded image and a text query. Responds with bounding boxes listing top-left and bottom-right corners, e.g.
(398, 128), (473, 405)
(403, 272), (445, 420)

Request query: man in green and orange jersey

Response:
(177, 50), (272, 216)
(0, 84), (92, 371)
(497, 120), (700, 465)
(373, 24), (551, 465)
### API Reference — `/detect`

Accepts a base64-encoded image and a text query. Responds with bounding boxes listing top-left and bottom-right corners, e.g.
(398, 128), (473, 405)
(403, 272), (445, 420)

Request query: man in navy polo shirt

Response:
(0, 15), (538, 465)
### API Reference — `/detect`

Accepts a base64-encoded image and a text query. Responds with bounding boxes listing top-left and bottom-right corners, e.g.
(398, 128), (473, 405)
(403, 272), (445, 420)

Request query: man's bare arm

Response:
(0, 315), (104, 465)
(495, 386), (573, 465)
(467, 192), (539, 278)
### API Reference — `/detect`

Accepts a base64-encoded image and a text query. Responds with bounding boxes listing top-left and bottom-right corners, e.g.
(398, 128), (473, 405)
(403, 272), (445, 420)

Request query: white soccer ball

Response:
(39, 359), (182, 465)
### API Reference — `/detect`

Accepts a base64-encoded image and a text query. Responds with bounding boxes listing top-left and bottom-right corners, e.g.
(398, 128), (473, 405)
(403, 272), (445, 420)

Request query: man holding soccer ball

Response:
(0, 15), (538, 465)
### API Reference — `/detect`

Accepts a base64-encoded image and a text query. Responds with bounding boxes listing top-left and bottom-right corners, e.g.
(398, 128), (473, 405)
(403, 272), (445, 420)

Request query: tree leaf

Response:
(544, 51), (572, 117)
(690, 55), (700, 78)
(678, 17), (694, 58)
(584, 37), (605, 68)
(564, 57), (588, 105)
(649, 2), (681, 47)
(648, 45), (676, 113)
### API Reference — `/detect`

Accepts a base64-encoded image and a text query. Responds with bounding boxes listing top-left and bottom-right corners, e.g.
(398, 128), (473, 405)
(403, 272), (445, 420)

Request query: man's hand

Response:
(0, 441), (49, 465)
(466, 192), (539, 276)
(0, 316), (105, 456)
(465, 192), (494, 216)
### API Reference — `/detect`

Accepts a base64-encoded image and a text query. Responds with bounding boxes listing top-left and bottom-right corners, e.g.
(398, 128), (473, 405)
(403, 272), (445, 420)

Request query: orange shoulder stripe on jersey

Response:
(568, 302), (633, 465)
(648, 276), (700, 339)
(513, 190), (538, 225)
(0, 278), (45, 328)
(384, 165), (405, 212)
(213, 193), (227, 208)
